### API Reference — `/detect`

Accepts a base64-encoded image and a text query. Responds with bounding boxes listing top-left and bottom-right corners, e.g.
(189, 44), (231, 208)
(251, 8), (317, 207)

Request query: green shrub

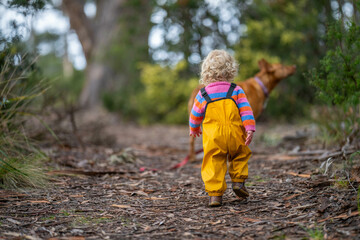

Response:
(104, 61), (199, 124)
(37, 53), (85, 109)
(309, 17), (360, 145)
(137, 61), (198, 124)
(0, 47), (48, 189)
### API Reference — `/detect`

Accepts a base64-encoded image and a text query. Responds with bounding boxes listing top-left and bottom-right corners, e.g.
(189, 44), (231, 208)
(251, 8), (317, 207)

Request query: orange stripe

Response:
(190, 126), (201, 132)
(194, 98), (206, 110)
(243, 119), (255, 126)
(232, 93), (247, 99)
(190, 115), (204, 122)
(239, 106), (253, 112)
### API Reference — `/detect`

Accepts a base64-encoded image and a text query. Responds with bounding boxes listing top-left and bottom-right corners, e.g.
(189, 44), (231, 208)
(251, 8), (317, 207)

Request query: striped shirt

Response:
(189, 81), (256, 135)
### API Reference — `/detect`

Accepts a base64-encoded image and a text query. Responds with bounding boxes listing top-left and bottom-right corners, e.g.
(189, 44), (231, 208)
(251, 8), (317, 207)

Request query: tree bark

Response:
(62, 0), (95, 61)
(61, 0), (151, 108)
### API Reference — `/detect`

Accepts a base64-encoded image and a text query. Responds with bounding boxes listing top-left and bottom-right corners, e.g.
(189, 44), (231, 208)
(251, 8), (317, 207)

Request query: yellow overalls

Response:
(201, 83), (252, 197)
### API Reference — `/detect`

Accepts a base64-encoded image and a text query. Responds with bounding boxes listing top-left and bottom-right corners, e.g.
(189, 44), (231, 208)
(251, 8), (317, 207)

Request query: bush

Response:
(104, 61), (199, 124)
(0, 44), (48, 189)
(137, 61), (199, 124)
(309, 18), (360, 145)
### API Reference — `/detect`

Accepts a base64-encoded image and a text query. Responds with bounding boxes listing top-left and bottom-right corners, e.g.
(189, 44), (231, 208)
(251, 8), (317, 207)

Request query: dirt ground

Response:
(1, 109), (359, 239)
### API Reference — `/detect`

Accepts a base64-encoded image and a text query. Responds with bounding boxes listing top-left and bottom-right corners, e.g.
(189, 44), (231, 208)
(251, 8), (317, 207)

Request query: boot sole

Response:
(209, 201), (222, 207)
(233, 188), (249, 199)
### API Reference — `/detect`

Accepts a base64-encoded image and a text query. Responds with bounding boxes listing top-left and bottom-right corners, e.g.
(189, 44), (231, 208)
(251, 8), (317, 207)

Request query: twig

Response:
(47, 169), (135, 176)
(293, 203), (318, 210)
(318, 211), (359, 223)
(345, 170), (357, 193)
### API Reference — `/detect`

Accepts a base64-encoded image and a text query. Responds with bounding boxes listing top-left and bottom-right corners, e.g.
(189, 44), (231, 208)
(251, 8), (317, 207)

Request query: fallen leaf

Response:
(5, 232), (38, 240)
(145, 197), (168, 200)
(210, 220), (222, 225)
(6, 218), (21, 225)
(69, 195), (84, 198)
(318, 211), (359, 223)
(230, 208), (241, 213)
(111, 204), (132, 209)
(29, 200), (50, 204)
(143, 225), (151, 231)
(283, 193), (302, 201)
(287, 171), (311, 178)
(242, 217), (260, 223)
(183, 218), (193, 222)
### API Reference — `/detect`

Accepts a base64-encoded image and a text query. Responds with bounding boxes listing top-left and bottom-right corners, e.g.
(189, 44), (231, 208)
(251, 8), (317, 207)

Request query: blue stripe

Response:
(233, 88), (245, 95)
(238, 102), (251, 108)
(208, 92), (227, 99)
(205, 89), (245, 100)
(195, 94), (205, 104)
(189, 122), (200, 128)
(241, 115), (255, 121)
(191, 109), (204, 117)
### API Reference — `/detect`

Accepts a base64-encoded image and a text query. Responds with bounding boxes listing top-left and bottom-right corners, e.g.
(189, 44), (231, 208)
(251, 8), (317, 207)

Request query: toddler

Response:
(189, 49), (255, 206)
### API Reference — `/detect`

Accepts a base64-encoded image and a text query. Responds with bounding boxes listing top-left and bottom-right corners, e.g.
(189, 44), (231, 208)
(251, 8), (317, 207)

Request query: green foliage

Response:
(105, 0), (339, 122)
(0, 41), (48, 189)
(5, 0), (48, 16)
(311, 105), (359, 145)
(136, 61), (198, 124)
(305, 226), (324, 240)
(309, 15), (360, 145)
(104, 61), (198, 124)
(101, 1), (152, 117)
(0, 151), (47, 189)
(310, 21), (360, 106)
(234, 0), (325, 120)
(152, 0), (241, 70)
(37, 53), (85, 107)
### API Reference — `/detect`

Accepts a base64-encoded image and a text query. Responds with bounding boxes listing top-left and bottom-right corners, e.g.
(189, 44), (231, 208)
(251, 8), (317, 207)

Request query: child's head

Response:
(200, 49), (238, 86)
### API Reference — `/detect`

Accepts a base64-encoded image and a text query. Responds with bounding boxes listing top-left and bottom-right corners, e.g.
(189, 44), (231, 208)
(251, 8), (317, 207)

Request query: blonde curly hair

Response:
(200, 49), (239, 85)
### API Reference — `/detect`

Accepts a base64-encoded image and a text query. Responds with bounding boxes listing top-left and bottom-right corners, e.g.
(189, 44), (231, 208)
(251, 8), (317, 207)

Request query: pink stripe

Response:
(234, 86), (241, 91)
(240, 111), (253, 116)
(192, 105), (204, 114)
(189, 118), (202, 125)
(205, 82), (232, 94)
(245, 125), (256, 132)
(236, 98), (249, 104)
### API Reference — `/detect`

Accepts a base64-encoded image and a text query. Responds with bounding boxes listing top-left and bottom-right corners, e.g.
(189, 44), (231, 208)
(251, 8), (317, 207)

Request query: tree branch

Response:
(62, 0), (95, 61)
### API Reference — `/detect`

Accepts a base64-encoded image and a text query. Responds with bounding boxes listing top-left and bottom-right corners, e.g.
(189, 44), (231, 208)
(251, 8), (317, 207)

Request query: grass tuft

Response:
(0, 51), (49, 190)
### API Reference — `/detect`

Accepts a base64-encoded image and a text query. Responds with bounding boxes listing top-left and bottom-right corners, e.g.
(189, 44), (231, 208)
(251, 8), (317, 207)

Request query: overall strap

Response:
(226, 83), (237, 98)
(201, 87), (212, 103)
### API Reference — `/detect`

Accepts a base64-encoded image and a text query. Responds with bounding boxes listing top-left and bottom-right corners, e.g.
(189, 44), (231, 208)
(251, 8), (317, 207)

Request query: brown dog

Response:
(187, 58), (296, 161)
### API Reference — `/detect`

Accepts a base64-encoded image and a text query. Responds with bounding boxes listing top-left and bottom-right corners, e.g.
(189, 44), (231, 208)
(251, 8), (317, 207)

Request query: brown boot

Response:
(232, 182), (249, 199)
(209, 196), (222, 207)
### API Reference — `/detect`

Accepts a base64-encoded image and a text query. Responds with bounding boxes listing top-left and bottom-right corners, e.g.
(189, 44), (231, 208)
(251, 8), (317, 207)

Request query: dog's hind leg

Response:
(189, 136), (196, 162)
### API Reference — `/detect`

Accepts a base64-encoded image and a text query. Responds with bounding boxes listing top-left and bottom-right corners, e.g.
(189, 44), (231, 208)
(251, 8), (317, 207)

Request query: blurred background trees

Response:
(1, 0), (359, 141)
(62, 0), (152, 108)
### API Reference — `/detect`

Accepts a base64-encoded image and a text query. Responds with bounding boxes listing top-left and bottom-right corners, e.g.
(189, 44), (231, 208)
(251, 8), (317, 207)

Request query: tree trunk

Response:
(62, 0), (152, 108)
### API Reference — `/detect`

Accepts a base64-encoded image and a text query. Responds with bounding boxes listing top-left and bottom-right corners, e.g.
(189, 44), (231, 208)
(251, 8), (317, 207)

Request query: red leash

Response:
(169, 149), (204, 170)
(139, 148), (204, 172)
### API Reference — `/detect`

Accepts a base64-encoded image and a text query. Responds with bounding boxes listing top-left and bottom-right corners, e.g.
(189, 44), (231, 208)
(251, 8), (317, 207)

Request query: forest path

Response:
(1, 113), (359, 239)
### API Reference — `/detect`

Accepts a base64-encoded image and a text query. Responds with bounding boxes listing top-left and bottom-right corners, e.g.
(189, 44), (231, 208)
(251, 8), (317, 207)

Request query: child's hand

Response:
(245, 131), (254, 146)
(190, 131), (202, 138)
